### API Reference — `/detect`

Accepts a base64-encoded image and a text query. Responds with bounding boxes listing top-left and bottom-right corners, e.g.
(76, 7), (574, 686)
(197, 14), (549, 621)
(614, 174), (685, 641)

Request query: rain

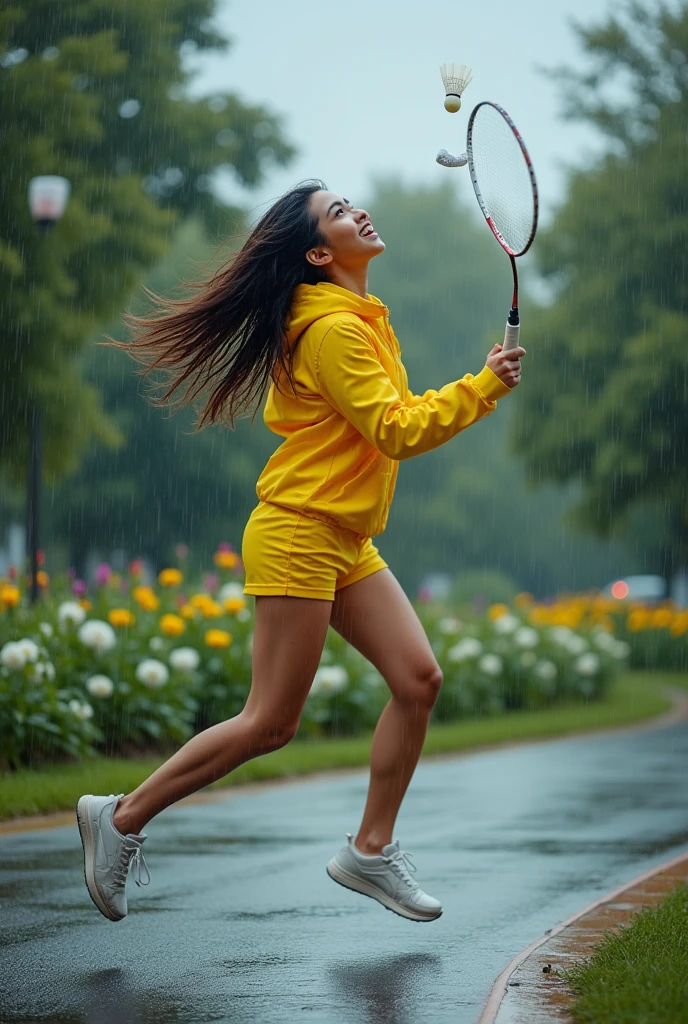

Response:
(1, 1), (687, 1022)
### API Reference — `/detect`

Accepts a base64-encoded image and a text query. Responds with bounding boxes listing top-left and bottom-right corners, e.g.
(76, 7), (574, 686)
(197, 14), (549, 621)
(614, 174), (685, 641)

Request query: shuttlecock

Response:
(440, 63), (472, 112)
(436, 148), (468, 168)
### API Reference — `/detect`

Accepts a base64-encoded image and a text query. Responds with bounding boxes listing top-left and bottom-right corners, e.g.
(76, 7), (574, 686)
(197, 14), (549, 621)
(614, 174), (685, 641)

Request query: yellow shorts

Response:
(242, 501), (389, 601)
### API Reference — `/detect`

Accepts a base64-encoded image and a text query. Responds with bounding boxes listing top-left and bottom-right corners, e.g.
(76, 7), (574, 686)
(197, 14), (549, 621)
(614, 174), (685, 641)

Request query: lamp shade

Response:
(27, 175), (71, 226)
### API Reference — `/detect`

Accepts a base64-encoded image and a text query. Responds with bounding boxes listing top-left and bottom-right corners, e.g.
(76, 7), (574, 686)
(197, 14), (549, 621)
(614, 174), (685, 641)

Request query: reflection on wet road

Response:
(2, 719), (688, 1023)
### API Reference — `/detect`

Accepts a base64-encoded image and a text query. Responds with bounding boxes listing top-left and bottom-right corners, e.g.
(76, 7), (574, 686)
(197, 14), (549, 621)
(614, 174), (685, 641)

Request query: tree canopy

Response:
(514, 0), (688, 574)
(0, 0), (294, 484)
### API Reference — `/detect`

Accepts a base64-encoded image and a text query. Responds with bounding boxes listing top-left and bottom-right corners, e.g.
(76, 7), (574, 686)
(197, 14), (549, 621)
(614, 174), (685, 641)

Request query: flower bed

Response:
(0, 557), (628, 769)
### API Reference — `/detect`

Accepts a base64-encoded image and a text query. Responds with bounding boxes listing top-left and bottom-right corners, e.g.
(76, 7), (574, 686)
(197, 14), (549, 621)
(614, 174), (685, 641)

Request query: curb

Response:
(478, 686), (688, 1024)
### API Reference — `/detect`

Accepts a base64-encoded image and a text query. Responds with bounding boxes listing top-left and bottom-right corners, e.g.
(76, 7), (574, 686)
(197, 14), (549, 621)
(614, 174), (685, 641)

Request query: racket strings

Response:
(470, 106), (535, 256)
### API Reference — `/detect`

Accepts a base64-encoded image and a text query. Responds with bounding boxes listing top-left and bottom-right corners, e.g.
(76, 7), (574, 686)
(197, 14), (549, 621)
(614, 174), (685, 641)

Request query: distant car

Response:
(600, 574), (667, 604)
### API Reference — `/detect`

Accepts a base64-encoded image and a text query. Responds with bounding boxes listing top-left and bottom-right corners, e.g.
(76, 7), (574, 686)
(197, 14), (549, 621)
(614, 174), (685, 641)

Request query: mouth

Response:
(359, 222), (378, 239)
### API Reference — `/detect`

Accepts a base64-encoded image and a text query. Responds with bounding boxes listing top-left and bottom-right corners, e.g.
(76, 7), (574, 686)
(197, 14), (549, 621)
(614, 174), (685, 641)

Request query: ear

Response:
(305, 246), (333, 268)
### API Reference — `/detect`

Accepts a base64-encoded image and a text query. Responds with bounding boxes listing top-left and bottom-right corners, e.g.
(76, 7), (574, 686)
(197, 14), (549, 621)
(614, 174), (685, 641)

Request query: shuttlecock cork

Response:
(440, 63), (472, 112)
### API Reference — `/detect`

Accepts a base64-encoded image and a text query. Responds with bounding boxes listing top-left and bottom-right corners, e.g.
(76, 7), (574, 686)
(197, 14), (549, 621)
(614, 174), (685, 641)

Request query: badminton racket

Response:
(465, 102), (538, 351)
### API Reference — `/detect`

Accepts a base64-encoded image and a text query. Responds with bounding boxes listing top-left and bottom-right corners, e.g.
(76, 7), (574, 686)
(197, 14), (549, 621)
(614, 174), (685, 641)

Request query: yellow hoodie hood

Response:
(285, 282), (399, 355)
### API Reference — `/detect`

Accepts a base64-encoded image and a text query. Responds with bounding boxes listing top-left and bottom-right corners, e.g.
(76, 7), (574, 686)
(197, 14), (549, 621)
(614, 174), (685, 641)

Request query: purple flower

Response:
(72, 578), (88, 597)
(94, 563), (111, 586)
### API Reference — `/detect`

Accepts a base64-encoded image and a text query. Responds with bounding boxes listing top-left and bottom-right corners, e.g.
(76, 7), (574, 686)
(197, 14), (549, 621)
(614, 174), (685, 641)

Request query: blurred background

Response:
(1, 0), (686, 606)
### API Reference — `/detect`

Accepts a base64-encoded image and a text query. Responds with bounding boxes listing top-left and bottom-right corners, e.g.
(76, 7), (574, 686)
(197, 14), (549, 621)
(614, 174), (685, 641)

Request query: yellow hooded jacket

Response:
(255, 281), (511, 538)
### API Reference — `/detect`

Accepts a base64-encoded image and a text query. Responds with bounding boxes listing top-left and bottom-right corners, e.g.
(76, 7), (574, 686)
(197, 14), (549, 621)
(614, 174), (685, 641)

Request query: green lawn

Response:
(562, 880), (688, 1024)
(0, 671), (681, 822)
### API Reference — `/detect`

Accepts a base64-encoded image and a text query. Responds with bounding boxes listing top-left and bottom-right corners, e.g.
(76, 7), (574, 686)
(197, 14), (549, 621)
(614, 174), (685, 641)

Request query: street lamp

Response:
(25, 175), (71, 604)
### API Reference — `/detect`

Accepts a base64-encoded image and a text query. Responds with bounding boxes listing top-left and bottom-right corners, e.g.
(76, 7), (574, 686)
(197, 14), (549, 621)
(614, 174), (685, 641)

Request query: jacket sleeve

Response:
(316, 318), (511, 461)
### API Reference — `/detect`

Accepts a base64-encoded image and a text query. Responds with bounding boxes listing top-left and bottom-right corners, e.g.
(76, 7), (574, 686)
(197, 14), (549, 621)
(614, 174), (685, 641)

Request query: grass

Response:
(0, 670), (681, 822)
(562, 880), (688, 1024)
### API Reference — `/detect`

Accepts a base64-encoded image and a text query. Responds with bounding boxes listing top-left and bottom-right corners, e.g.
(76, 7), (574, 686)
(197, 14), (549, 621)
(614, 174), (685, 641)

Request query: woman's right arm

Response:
(316, 319), (513, 462)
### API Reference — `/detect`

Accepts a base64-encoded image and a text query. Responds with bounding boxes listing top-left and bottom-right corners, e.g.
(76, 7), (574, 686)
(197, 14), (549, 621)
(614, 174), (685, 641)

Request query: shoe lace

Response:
(113, 840), (151, 889)
(383, 847), (418, 889)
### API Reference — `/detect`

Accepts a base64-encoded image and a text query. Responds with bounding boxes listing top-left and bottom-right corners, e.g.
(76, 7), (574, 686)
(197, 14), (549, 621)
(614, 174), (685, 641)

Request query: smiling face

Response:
(305, 190), (385, 276)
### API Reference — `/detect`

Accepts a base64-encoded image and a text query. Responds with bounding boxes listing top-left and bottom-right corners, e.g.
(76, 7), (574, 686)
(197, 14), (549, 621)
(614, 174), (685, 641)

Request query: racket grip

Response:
(502, 313), (520, 352)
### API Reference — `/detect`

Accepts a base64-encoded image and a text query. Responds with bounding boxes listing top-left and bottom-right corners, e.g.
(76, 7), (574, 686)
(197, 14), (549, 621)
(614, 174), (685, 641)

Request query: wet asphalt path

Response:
(2, 716), (688, 1024)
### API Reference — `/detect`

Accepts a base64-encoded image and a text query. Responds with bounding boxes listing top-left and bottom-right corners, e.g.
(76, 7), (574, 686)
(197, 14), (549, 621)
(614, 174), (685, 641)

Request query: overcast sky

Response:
(186, 0), (622, 226)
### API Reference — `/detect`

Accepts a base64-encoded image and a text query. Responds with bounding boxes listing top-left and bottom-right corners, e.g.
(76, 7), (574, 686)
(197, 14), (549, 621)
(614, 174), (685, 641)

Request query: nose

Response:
(354, 207), (370, 223)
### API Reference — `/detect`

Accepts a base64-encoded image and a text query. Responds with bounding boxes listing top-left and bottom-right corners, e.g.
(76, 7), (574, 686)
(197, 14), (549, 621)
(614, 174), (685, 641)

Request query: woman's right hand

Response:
(485, 343), (526, 389)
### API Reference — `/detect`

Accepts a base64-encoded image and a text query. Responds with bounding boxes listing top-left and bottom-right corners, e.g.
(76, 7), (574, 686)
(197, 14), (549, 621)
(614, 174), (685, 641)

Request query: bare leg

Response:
(328, 569), (442, 855)
(113, 594), (332, 836)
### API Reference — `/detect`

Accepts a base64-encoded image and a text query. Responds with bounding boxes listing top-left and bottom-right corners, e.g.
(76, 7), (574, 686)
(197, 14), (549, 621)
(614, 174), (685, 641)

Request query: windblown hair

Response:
(102, 180), (330, 430)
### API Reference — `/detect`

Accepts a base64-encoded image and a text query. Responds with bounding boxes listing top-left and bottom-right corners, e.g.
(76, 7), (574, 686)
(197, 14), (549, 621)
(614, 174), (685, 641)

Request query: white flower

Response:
(535, 659), (557, 681)
(15, 638), (40, 662)
(68, 699), (94, 720)
(28, 660), (56, 682)
(58, 600), (87, 628)
(0, 642), (26, 671)
(363, 670), (384, 688)
(169, 646), (200, 672)
(447, 637), (483, 663)
(236, 608), (252, 623)
(86, 674), (114, 698)
(478, 653), (503, 676)
(520, 650), (537, 668)
(438, 616), (463, 635)
(514, 627), (539, 649)
(311, 665), (348, 695)
(39, 622), (54, 638)
(575, 652), (600, 676)
(549, 626), (574, 646)
(493, 614), (520, 634)
(219, 582), (244, 601)
(77, 619), (117, 655)
(565, 634), (589, 655)
(135, 658), (169, 688)
(612, 640), (630, 659)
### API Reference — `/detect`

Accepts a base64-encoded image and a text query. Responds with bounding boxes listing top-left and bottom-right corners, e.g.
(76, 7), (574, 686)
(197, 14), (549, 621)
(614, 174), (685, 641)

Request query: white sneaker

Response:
(326, 833), (442, 922)
(76, 793), (150, 921)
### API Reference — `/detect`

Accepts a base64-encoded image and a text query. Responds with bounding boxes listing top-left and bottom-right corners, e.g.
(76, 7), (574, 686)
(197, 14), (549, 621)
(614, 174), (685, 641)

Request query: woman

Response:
(76, 180), (524, 925)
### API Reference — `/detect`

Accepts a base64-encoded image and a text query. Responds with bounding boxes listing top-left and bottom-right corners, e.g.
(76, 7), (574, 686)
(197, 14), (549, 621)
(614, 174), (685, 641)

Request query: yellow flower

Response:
(160, 613), (186, 636)
(205, 629), (233, 648)
(132, 586), (160, 612)
(159, 568), (183, 587)
(627, 609), (649, 632)
(670, 612), (688, 638)
(223, 597), (246, 614)
(488, 603), (509, 621)
(514, 592), (533, 608)
(180, 604), (197, 620)
(214, 550), (240, 569)
(190, 593), (214, 610)
(37, 570), (50, 589)
(650, 607), (673, 629)
(1, 584), (21, 608)
(108, 608), (136, 627)
(80, 599), (92, 611)
(200, 600), (223, 618)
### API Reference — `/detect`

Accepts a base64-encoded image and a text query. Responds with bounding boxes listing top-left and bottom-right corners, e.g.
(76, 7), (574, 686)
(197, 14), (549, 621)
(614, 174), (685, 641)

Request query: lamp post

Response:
(25, 175), (71, 605)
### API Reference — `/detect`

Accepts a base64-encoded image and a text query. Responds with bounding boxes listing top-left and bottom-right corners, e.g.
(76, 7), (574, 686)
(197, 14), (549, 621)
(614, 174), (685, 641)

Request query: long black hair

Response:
(102, 179), (329, 429)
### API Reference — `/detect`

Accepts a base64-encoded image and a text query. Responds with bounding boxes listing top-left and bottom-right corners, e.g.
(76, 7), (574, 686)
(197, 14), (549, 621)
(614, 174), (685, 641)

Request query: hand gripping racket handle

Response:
(502, 308), (520, 351)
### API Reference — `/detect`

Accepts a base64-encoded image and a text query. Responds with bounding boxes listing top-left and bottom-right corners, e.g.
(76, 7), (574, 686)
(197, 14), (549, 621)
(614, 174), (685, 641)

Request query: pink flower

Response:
(217, 541), (233, 552)
(175, 543), (189, 559)
(203, 572), (218, 593)
(175, 593), (187, 608)
(72, 578), (88, 597)
(94, 563), (111, 587)
(418, 586), (433, 603)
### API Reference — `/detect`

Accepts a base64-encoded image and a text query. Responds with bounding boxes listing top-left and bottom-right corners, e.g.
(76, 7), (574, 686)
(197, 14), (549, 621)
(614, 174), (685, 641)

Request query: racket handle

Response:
(502, 308), (520, 351)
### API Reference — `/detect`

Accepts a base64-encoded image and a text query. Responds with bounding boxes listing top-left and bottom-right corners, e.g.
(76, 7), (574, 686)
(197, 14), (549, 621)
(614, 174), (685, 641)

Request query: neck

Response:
(326, 265), (369, 299)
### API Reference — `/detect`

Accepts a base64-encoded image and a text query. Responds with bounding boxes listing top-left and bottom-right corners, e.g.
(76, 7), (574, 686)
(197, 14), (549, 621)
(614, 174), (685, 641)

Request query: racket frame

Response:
(465, 101), (539, 344)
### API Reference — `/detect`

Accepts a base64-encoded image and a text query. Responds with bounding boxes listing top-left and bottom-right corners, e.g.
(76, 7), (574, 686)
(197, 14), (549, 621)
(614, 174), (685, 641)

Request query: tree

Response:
(0, 1), (294, 486)
(514, 0), (688, 576)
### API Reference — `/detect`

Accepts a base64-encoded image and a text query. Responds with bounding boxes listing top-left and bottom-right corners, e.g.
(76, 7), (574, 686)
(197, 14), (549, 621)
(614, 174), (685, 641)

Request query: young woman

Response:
(76, 179), (524, 925)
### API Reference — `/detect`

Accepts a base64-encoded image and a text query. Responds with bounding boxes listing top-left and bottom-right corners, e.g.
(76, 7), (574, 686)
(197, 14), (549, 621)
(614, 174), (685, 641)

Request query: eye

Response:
(335, 207), (344, 216)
